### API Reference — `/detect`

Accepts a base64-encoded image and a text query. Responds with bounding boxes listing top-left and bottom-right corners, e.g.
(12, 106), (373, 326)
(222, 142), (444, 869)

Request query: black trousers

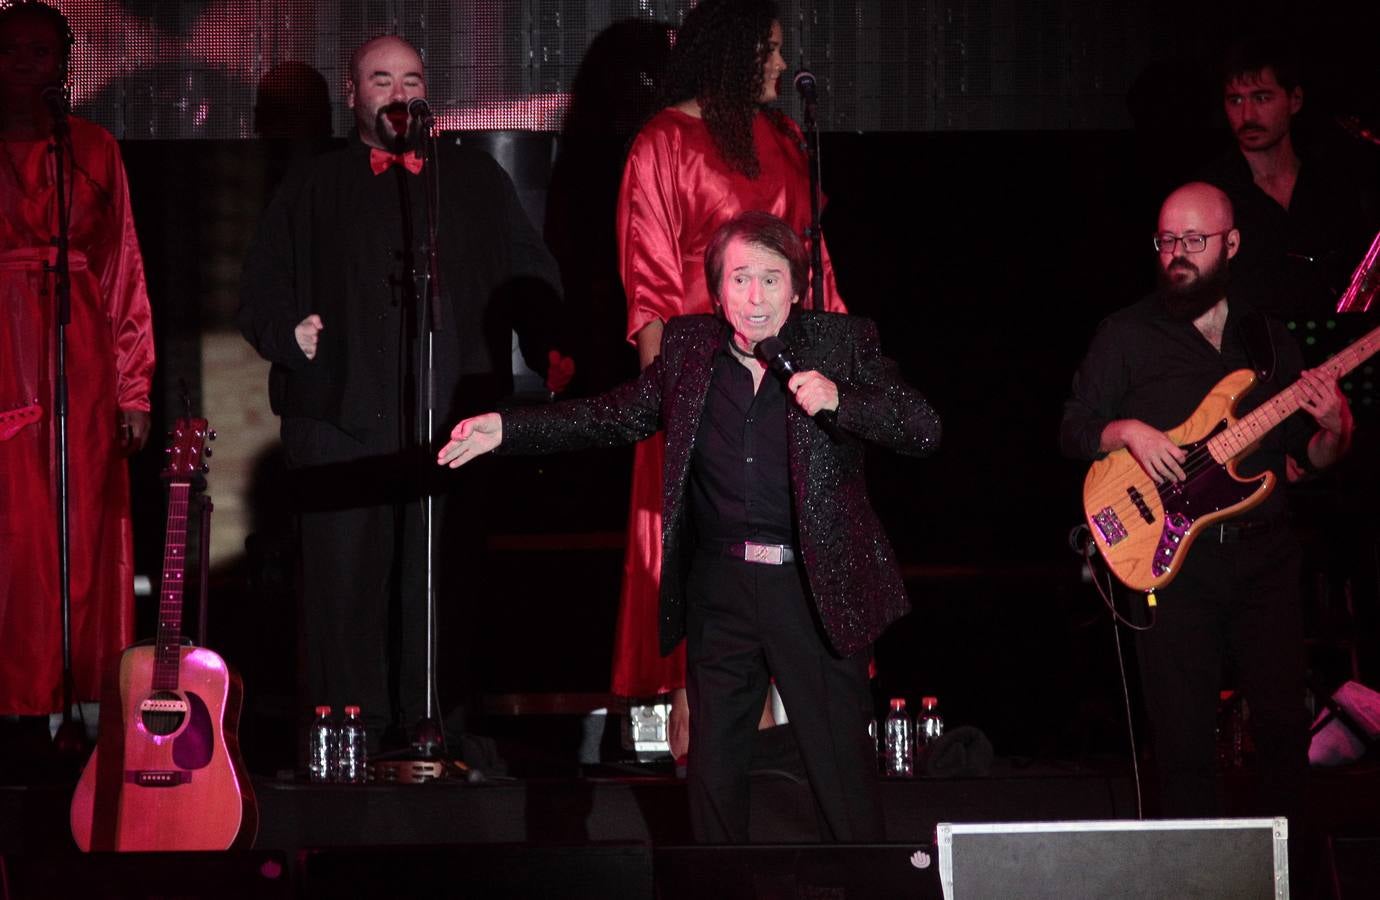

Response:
(684, 552), (884, 843)
(1134, 525), (1309, 820)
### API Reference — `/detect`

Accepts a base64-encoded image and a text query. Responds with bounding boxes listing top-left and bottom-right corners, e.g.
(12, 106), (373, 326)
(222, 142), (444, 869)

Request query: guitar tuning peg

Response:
(201, 463), (210, 473)
(208, 430), (218, 441)
(204, 448), (213, 458)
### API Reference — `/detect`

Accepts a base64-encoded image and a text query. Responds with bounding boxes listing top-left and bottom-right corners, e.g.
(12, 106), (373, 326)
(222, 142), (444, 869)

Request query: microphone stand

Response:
(800, 88), (825, 311)
(45, 102), (86, 757)
(410, 106), (448, 763)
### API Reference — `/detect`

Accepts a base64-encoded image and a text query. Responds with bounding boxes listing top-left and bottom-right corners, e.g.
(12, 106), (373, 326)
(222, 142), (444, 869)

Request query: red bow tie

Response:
(369, 148), (424, 175)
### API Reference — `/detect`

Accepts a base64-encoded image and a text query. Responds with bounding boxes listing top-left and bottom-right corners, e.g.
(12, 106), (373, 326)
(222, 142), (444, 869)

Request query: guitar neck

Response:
(153, 482), (191, 691)
(1210, 323), (1380, 462)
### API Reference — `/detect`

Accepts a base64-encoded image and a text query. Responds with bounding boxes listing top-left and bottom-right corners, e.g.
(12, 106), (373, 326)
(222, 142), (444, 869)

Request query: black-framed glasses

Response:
(1153, 231), (1227, 253)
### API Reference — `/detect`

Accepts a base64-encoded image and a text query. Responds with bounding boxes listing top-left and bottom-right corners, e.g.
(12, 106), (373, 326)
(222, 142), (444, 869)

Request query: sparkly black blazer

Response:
(500, 311), (941, 658)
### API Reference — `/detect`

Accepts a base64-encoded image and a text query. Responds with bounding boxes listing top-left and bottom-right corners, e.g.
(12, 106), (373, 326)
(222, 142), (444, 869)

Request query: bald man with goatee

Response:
(238, 34), (566, 750)
(1060, 182), (1352, 827)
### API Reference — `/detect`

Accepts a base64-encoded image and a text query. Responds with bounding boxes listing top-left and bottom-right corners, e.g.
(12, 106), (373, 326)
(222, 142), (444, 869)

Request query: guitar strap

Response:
(1238, 309), (1277, 383)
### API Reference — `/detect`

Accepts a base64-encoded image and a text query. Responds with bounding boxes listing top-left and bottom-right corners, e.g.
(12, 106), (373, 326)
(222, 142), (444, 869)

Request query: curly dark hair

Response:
(658, 0), (790, 178)
(0, 1), (74, 93)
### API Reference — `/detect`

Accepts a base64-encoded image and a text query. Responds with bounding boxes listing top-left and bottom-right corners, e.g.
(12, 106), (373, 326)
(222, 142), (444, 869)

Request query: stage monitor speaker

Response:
(653, 843), (943, 900)
(300, 843), (652, 899)
(0, 850), (291, 899)
(937, 818), (1287, 899)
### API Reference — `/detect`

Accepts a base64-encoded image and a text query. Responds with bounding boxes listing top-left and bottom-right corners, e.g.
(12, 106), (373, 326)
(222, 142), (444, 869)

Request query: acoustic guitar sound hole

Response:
(141, 690), (188, 736)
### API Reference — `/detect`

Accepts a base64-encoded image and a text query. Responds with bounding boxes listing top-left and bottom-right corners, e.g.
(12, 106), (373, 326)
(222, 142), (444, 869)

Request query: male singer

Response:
(438, 211), (941, 842)
(238, 35), (565, 748)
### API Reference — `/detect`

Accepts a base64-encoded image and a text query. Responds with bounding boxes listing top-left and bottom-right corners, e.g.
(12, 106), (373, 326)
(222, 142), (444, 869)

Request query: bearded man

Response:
(1059, 182), (1352, 824)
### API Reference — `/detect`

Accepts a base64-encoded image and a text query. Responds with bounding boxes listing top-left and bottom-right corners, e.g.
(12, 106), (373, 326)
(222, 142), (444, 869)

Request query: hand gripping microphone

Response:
(754, 335), (842, 441)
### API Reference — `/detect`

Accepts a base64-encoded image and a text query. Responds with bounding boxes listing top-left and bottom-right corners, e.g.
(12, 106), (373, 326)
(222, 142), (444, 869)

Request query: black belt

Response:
(1210, 520), (1274, 543)
(723, 542), (797, 565)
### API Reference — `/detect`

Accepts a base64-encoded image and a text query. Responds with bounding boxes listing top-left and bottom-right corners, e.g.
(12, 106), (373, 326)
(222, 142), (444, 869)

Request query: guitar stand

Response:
(370, 754), (482, 784)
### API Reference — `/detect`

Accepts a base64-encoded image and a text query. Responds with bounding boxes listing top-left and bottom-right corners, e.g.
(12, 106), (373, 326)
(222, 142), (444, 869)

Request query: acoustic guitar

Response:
(1082, 322), (1378, 593)
(70, 417), (257, 851)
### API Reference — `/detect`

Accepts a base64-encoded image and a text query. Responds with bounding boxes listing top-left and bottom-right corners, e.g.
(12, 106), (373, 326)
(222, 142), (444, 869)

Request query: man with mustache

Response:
(238, 35), (566, 753)
(1200, 36), (1379, 323)
(1060, 183), (1352, 832)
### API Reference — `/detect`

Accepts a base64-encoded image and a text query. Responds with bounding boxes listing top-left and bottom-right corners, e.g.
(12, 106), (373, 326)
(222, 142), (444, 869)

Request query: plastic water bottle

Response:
(883, 698), (914, 777)
(337, 705), (368, 783)
(919, 696), (945, 746)
(308, 705), (336, 783)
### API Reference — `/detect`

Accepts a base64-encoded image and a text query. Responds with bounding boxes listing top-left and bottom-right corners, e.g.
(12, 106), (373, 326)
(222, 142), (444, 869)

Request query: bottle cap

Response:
(922, 696), (938, 708)
(890, 697), (906, 710)
(315, 705), (332, 716)
(344, 705), (361, 716)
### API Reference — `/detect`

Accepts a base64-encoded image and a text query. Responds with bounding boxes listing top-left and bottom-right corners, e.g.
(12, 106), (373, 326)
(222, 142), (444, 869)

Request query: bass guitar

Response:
(70, 417), (257, 851)
(1082, 322), (1379, 593)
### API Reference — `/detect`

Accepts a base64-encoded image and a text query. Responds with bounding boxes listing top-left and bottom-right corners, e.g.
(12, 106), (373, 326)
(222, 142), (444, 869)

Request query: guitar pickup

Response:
(126, 770), (192, 787)
(1092, 507), (1128, 545)
(140, 697), (189, 715)
(1126, 486), (1155, 524)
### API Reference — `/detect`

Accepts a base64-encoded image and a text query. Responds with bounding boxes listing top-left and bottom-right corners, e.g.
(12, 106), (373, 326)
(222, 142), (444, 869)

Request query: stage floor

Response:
(2, 757), (1378, 898)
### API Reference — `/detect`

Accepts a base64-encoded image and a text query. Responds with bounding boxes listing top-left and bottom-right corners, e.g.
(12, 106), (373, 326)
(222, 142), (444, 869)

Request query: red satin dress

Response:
(0, 118), (155, 715)
(611, 107), (846, 698)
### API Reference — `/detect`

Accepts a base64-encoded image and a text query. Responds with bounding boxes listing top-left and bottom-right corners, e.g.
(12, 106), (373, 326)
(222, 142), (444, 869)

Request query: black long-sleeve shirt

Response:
(688, 333), (794, 548)
(1060, 295), (1317, 523)
(238, 132), (564, 439)
(1199, 142), (1380, 324)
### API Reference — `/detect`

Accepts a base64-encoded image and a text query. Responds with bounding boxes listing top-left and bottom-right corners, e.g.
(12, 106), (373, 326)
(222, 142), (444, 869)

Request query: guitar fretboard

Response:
(1209, 323), (1379, 463)
(153, 482), (190, 691)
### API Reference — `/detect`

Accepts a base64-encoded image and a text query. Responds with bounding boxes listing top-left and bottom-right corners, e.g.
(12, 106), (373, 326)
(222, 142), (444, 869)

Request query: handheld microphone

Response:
(754, 335), (842, 441)
(793, 69), (817, 104)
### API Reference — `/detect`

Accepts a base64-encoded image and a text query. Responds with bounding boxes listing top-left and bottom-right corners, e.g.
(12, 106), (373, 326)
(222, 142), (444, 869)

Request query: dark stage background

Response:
(35, 0), (1378, 772)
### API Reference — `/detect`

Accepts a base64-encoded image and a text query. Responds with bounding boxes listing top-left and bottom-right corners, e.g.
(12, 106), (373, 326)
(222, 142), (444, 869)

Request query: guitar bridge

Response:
(1091, 507), (1128, 546)
(126, 770), (192, 787)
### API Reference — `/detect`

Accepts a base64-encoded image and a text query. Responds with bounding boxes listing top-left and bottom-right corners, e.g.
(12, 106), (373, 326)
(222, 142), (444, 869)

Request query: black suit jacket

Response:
(501, 311), (941, 657)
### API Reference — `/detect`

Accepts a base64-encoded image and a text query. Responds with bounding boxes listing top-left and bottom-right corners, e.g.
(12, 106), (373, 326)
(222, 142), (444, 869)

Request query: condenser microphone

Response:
(793, 69), (817, 104)
(754, 335), (842, 441)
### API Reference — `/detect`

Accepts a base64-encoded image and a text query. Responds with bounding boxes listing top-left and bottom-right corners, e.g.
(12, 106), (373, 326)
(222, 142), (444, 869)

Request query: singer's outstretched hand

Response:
(787, 371), (838, 417)
(438, 413), (503, 468)
(295, 314), (323, 360)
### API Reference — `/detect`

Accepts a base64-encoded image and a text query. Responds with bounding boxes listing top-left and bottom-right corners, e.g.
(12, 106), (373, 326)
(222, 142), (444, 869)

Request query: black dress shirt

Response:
(1060, 294), (1317, 523)
(1199, 142), (1379, 324)
(688, 330), (794, 547)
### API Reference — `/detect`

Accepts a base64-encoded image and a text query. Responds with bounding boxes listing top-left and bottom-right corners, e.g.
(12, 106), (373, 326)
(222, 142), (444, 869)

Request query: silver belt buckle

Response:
(743, 541), (784, 565)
